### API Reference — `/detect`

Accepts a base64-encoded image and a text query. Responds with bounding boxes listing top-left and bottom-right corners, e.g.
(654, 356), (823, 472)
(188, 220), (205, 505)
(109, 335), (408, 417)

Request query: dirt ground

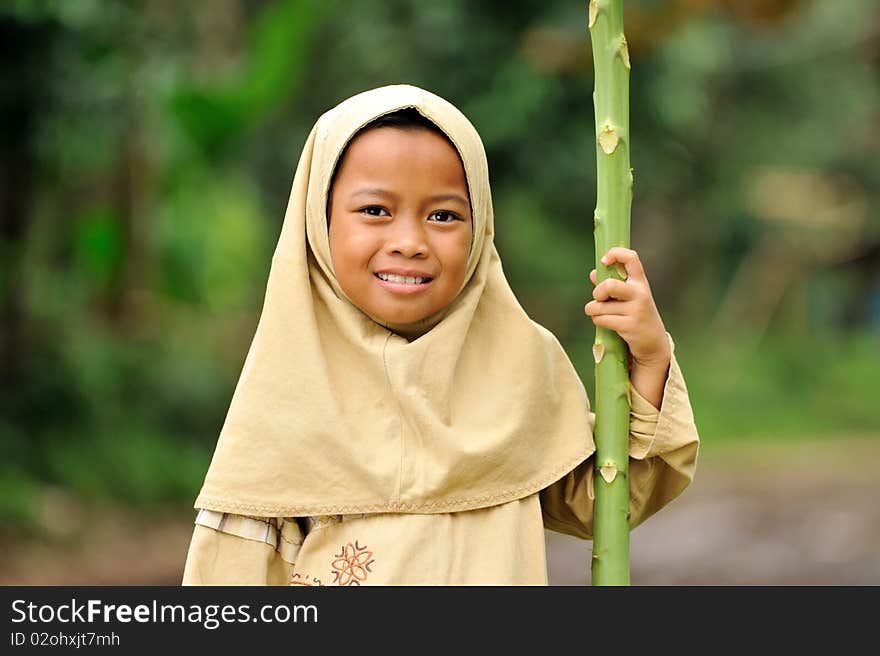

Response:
(3, 438), (878, 586)
(550, 438), (880, 585)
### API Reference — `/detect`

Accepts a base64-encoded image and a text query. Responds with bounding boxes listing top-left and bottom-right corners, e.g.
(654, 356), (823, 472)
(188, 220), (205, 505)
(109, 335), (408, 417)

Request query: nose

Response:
(385, 215), (428, 258)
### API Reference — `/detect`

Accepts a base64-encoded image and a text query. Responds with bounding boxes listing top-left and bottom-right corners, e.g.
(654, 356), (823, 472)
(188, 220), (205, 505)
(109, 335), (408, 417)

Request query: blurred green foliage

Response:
(2, 0), (879, 533)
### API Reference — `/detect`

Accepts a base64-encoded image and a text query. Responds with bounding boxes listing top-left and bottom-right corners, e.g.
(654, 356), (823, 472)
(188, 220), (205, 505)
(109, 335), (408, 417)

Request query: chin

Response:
(378, 311), (429, 325)
(373, 301), (435, 324)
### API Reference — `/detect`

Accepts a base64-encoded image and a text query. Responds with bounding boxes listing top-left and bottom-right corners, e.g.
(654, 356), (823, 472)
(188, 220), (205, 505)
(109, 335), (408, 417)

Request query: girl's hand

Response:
(584, 247), (671, 373)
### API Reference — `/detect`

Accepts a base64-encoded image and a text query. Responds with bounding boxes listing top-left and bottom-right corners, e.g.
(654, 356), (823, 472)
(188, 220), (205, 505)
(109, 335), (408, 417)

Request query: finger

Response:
(589, 269), (597, 285)
(589, 313), (630, 333)
(584, 300), (630, 316)
(593, 278), (635, 302)
(600, 247), (647, 283)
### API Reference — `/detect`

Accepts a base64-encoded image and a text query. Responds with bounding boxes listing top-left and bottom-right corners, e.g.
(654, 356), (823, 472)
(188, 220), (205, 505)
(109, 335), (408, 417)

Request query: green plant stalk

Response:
(588, 0), (632, 586)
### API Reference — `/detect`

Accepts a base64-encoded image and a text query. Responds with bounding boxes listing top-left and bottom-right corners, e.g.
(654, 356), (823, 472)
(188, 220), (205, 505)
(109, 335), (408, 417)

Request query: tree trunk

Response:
(588, 0), (633, 586)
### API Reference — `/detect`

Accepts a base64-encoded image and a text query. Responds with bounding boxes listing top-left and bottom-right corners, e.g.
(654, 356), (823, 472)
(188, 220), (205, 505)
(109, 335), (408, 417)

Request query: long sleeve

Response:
(181, 510), (303, 585)
(540, 332), (699, 540)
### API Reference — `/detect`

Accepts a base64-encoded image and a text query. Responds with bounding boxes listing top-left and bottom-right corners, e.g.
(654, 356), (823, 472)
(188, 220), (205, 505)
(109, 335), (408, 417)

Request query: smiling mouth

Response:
(374, 273), (434, 285)
(373, 273), (435, 295)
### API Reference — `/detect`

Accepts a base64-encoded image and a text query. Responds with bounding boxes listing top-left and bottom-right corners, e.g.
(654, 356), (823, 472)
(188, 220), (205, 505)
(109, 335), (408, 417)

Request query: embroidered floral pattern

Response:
(330, 541), (375, 586)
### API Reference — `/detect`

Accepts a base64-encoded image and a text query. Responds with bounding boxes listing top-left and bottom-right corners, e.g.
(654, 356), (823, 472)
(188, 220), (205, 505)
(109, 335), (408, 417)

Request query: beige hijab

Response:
(194, 84), (595, 516)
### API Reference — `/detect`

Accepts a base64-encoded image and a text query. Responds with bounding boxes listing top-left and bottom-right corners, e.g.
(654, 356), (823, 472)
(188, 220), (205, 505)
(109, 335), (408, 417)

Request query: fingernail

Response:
(600, 256), (608, 265)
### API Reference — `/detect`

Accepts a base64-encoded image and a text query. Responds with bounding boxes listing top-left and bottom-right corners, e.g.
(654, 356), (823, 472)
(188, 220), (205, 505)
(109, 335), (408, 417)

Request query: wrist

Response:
(629, 360), (668, 410)
(631, 349), (670, 374)
(630, 350), (672, 410)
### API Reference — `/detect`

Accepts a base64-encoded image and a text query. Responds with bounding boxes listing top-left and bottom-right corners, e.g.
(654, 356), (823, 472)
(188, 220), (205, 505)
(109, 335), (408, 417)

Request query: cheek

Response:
(327, 228), (343, 273)
(448, 233), (472, 274)
(328, 226), (356, 281)
(329, 227), (376, 280)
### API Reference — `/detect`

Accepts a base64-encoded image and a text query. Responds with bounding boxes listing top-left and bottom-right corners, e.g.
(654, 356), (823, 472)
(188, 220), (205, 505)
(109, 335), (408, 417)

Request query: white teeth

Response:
(377, 273), (427, 284)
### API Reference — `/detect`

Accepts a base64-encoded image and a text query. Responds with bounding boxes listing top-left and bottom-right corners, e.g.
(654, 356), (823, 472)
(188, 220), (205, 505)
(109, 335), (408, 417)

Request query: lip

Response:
(374, 273), (434, 296)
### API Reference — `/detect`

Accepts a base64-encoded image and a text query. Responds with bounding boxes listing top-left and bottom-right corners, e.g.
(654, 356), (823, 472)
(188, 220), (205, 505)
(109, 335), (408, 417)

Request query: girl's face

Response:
(328, 126), (473, 327)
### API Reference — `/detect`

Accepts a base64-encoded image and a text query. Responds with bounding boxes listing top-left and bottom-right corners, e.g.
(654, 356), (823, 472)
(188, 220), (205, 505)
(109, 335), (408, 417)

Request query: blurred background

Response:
(2, 0), (878, 585)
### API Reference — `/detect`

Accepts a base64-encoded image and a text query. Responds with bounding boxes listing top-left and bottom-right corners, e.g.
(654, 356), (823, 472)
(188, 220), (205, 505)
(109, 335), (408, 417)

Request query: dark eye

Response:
(360, 206), (390, 217)
(429, 210), (460, 223)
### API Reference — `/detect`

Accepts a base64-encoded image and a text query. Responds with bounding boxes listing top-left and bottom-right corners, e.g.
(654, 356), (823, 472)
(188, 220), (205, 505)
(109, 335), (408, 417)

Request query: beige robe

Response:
(182, 345), (698, 586)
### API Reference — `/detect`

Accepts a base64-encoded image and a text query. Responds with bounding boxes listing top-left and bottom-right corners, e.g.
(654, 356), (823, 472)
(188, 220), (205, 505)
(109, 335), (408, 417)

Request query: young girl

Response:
(182, 84), (699, 586)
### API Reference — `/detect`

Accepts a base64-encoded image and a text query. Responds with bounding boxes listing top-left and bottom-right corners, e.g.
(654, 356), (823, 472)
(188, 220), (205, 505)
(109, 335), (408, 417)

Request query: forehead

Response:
(333, 127), (469, 189)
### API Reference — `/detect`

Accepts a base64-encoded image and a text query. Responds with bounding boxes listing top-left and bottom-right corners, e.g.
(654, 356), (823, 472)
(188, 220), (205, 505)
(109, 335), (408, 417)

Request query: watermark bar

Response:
(1, 586), (869, 651)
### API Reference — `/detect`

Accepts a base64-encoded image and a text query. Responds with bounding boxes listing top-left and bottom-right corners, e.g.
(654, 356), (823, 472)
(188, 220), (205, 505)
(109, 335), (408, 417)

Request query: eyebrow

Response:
(350, 187), (470, 207)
